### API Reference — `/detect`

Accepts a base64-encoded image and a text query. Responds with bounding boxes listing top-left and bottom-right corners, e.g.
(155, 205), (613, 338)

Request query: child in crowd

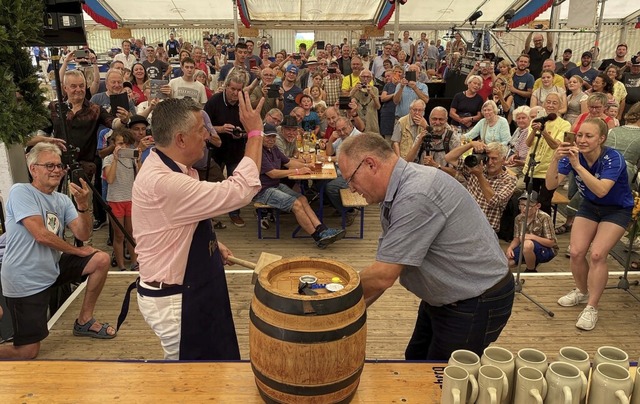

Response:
(103, 129), (139, 271)
(606, 103), (620, 127)
(315, 103), (328, 136)
(494, 59), (514, 90)
(309, 85), (327, 109)
(506, 191), (558, 272)
(299, 94), (320, 136)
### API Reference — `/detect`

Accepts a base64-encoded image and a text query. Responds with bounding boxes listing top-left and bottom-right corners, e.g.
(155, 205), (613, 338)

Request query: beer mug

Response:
(482, 346), (515, 404)
(448, 349), (481, 380)
(630, 366), (640, 404)
(477, 365), (509, 404)
(557, 346), (591, 381)
(545, 361), (587, 404)
(588, 363), (632, 404)
(594, 346), (630, 370)
(514, 367), (547, 404)
(515, 348), (548, 376)
(442, 365), (479, 404)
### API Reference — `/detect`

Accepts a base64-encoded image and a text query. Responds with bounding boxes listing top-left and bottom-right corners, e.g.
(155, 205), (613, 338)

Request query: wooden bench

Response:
(340, 189), (368, 239)
(254, 203), (280, 239)
(551, 191), (570, 226)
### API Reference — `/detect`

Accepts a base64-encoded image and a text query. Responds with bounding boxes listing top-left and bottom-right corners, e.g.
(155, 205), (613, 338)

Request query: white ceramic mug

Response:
(514, 366), (547, 404)
(558, 346), (591, 381)
(588, 362), (633, 404)
(516, 348), (548, 376)
(442, 365), (479, 404)
(594, 346), (630, 370)
(449, 349), (481, 380)
(630, 366), (640, 404)
(545, 361), (587, 404)
(477, 365), (509, 404)
(481, 346), (515, 404)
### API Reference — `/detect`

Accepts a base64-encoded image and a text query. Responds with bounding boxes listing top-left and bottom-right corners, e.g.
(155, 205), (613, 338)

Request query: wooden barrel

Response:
(250, 257), (367, 404)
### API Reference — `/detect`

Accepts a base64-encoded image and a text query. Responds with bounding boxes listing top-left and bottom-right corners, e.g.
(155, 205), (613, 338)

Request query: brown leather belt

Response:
(482, 272), (514, 297)
(145, 281), (181, 289)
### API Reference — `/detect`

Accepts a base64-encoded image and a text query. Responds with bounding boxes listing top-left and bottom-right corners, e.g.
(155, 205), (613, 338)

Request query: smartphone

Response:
(316, 41), (325, 50)
(405, 71), (417, 82)
(338, 96), (351, 110)
(70, 168), (83, 187)
(267, 83), (280, 98)
(479, 62), (487, 68)
(249, 58), (257, 69)
(563, 132), (576, 144)
(75, 49), (88, 59)
(293, 54), (301, 60)
(118, 148), (140, 159)
(109, 93), (129, 116)
(327, 67), (337, 74)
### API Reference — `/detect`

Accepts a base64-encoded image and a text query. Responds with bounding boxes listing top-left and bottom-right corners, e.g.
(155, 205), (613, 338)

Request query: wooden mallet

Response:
(227, 252), (282, 284)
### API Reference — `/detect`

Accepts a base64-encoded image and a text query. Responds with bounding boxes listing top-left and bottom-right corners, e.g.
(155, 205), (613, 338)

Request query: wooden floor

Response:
(28, 202), (640, 364)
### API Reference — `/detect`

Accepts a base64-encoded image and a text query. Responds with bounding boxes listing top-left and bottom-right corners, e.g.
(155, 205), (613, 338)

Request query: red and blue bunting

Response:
(237, 0), (251, 28)
(508, 0), (554, 29)
(83, 0), (118, 29)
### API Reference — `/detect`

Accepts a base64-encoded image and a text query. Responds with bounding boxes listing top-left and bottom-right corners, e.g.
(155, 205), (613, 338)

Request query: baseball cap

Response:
(286, 65), (299, 74)
(519, 191), (539, 204)
(281, 115), (299, 128)
(128, 115), (149, 128)
(263, 123), (278, 136)
(581, 51), (592, 58)
(563, 48), (572, 54)
(123, 81), (133, 89)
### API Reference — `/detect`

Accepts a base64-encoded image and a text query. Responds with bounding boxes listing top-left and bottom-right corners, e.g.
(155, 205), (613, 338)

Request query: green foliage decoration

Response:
(0, 0), (50, 145)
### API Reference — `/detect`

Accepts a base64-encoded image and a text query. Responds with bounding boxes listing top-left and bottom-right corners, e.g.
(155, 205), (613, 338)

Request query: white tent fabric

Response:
(93, 0), (640, 27)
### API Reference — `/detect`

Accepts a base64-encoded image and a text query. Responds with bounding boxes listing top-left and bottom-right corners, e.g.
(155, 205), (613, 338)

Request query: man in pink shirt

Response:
(132, 95), (264, 360)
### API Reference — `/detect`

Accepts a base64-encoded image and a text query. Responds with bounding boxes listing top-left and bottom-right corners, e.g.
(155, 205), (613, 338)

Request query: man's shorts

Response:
(108, 201), (132, 218)
(513, 240), (556, 267)
(5, 252), (95, 346)
(253, 184), (302, 212)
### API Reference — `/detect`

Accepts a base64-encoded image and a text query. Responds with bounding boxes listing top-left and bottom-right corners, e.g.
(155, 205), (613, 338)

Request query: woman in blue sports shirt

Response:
(546, 117), (633, 331)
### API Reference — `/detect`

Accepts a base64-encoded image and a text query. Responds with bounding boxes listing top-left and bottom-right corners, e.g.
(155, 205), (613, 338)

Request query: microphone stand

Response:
(514, 127), (555, 317)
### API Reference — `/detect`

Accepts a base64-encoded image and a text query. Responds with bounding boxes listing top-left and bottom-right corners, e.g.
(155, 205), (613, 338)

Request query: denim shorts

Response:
(576, 198), (632, 229)
(253, 184), (302, 212)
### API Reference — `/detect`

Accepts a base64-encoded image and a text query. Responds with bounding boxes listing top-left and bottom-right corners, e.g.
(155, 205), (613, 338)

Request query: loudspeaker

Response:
(41, 0), (87, 46)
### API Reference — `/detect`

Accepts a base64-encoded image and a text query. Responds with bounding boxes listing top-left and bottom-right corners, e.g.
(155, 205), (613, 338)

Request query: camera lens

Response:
(464, 154), (479, 168)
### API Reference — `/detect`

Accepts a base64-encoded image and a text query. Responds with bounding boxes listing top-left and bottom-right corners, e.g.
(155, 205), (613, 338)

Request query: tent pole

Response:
(594, 0), (607, 50)
(488, 31), (516, 65)
(491, 28), (597, 34)
(394, 0), (400, 44)
(232, 0), (239, 43)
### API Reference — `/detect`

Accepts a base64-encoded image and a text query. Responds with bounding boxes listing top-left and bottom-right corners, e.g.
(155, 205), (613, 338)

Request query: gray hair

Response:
(105, 69), (124, 82)
(26, 142), (62, 167)
(484, 142), (507, 159)
(225, 68), (249, 87)
(466, 74), (483, 86)
(513, 105), (531, 118)
(63, 69), (86, 86)
(429, 106), (448, 119)
(482, 100), (499, 114)
(151, 98), (202, 147)
(410, 99), (426, 110)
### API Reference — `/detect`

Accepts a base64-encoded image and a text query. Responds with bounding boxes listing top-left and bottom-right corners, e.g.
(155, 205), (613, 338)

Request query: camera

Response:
(327, 67), (337, 74)
(118, 148), (140, 159)
(75, 49), (88, 59)
(464, 152), (488, 168)
(232, 126), (246, 138)
(535, 24), (544, 29)
(293, 54), (301, 60)
(632, 55), (639, 65)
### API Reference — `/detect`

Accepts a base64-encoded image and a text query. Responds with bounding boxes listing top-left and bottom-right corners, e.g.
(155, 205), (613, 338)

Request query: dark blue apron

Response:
(155, 150), (240, 360)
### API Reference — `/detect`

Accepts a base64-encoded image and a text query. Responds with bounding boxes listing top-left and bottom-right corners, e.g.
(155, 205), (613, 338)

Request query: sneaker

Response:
(260, 217), (270, 230)
(268, 212), (276, 223)
(316, 228), (346, 249)
(93, 219), (106, 231)
(229, 216), (246, 227)
(130, 262), (139, 271)
(576, 305), (598, 331)
(557, 288), (589, 307)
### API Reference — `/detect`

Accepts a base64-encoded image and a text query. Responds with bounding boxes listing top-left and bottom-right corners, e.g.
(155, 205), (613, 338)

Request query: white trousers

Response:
(137, 281), (182, 360)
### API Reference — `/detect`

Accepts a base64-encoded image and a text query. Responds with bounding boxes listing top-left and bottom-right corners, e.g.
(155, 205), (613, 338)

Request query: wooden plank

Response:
(0, 361), (444, 403)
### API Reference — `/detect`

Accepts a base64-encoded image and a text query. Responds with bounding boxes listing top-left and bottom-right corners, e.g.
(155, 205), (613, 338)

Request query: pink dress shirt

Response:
(132, 150), (261, 284)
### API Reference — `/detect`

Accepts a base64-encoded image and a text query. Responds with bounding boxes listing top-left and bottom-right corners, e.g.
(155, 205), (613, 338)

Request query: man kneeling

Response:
(254, 124), (346, 248)
(506, 191), (558, 272)
(0, 143), (114, 360)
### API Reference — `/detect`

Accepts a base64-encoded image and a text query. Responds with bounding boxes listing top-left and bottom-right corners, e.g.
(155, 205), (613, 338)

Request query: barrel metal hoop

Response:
(254, 281), (363, 315)
(252, 362), (364, 397)
(250, 308), (366, 343)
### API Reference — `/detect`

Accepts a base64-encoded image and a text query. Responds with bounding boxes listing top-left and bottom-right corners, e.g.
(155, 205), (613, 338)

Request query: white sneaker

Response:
(557, 289), (589, 307)
(576, 306), (598, 331)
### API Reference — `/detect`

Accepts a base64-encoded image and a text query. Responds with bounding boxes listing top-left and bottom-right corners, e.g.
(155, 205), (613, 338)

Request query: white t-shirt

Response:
(169, 77), (208, 104)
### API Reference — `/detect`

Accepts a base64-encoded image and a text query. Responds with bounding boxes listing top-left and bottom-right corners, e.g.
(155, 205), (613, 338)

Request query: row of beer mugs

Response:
(442, 345), (640, 404)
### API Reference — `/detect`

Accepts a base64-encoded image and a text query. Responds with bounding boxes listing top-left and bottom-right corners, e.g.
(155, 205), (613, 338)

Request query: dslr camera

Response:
(232, 126), (246, 139)
(464, 152), (488, 168)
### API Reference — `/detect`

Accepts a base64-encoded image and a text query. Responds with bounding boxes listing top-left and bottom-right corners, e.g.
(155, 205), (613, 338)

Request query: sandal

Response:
(555, 224), (572, 235)
(213, 220), (226, 229)
(631, 261), (640, 271)
(73, 318), (116, 339)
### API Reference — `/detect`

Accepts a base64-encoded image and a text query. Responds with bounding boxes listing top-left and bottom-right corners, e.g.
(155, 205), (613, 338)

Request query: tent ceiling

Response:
(96, 0), (640, 27)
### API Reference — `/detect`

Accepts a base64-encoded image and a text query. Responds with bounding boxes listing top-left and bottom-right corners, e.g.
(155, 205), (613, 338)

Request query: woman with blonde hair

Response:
(605, 65), (627, 120)
(565, 75), (588, 125)
(531, 69), (567, 114)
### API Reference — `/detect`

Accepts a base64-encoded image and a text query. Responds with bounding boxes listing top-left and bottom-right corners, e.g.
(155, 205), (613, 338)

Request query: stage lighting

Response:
(468, 10), (483, 24)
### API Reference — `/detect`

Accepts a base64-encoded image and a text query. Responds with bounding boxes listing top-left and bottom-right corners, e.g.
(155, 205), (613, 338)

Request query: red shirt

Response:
(478, 75), (493, 101)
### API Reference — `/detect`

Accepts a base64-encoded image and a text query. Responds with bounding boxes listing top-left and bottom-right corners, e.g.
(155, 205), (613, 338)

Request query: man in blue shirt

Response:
(511, 55), (535, 108)
(393, 64), (429, 118)
(563, 52), (600, 90)
(0, 143), (114, 359)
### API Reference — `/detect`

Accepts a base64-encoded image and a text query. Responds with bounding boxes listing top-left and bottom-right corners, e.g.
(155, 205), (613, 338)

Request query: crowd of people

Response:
(1, 28), (639, 362)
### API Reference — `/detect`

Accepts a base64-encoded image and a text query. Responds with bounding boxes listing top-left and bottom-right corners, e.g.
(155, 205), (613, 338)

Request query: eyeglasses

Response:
(345, 159), (365, 186)
(588, 105), (603, 110)
(33, 163), (65, 171)
(268, 115), (283, 125)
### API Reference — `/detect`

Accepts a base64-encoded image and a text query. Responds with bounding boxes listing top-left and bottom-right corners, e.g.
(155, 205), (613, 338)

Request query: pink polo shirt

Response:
(132, 150), (261, 284)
